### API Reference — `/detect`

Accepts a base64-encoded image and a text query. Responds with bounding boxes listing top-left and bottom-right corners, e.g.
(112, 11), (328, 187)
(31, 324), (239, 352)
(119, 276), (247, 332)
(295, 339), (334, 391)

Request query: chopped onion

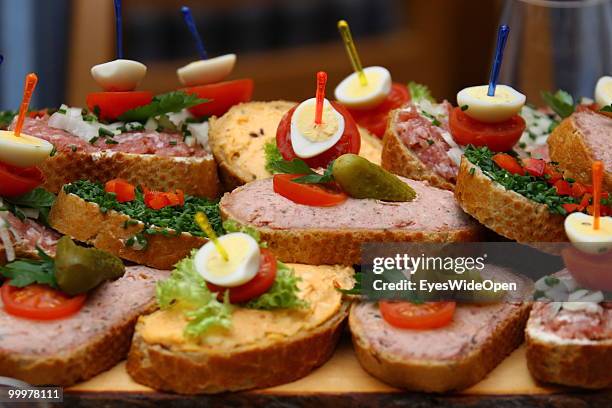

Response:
(188, 122), (210, 151)
(0, 218), (15, 262)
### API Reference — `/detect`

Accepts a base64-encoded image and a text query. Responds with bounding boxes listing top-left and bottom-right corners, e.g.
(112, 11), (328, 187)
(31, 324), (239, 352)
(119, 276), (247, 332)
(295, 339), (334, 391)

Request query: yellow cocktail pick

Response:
(337, 20), (367, 86)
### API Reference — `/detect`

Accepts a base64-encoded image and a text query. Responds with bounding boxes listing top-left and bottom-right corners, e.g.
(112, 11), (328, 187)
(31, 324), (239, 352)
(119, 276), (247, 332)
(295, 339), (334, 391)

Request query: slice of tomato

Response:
(105, 178), (136, 203)
(492, 153), (525, 175)
(346, 83), (410, 138)
(273, 174), (348, 207)
(1, 283), (86, 320)
(276, 102), (360, 169)
(379, 301), (456, 330)
(86, 91), (154, 122)
(522, 158), (546, 177)
(562, 247), (612, 291)
(0, 161), (45, 197)
(449, 107), (526, 152)
(207, 248), (278, 303)
(182, 79), (254, 118)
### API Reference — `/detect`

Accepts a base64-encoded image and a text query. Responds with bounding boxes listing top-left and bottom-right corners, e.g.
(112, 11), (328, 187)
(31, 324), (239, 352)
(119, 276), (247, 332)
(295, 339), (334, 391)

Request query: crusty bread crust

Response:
(39, 150), (220, 198)
(349, 302), (531, 393)
(526, 320), (612, 389)
(48, 190), (206, 270)
(0, 296), (158, 386)
(382, 109), (455, 191)
(455, 157), (567, 243)
(220, 212), (481, 266)
(547, 115), (612, 193)
(126, 303), (349, 394)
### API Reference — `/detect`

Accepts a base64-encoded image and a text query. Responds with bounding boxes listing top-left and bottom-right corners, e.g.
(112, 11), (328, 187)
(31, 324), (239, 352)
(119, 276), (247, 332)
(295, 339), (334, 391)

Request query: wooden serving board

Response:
(63, 333), (612, 407)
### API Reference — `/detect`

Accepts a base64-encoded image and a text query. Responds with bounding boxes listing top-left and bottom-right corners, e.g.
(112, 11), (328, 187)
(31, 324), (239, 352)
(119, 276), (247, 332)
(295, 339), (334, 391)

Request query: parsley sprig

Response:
(0, 248), (57, 288)
(118, 91), (207, 122)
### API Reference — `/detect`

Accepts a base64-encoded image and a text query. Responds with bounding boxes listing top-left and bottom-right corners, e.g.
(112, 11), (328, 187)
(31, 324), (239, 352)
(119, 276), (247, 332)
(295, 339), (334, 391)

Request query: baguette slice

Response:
(0, 266), (168, 386)
(382, 107), (456, 191)
(126, 264), (353, 394)
(48, 189), (207, 270)
(455, 156), (567, 243)
(547, 110), (612, 192)
(526, 270), (612, 389)
(220, 178), (481, 266)
(349, 267), (533, 392)
(208, 101), (383, 191)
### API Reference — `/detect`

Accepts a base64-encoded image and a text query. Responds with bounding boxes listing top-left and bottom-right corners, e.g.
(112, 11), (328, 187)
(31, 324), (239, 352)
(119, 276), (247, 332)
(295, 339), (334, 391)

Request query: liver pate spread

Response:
(220, 177), (476, 231)
(574, 110), (612, 174)
(0, 266), (167, 356)
(19, 117), (207, 158)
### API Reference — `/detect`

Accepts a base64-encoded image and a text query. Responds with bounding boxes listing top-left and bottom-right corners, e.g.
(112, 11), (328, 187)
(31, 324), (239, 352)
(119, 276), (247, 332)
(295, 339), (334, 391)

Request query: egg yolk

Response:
(343, 70), (384, 98)
(568, 216), (612, 239)
(0, 130), (45, 146)
(466, 85), (517, 104)
(206, 235), (251, 277)
(294, 101), (339, 142)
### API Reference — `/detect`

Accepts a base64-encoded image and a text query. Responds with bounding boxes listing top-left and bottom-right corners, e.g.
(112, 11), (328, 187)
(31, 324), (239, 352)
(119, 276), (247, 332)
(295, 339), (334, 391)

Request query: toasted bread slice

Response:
(0, 266), (167, 386)
(349, 268), (532, 392)
(220, 177), (481, 266)
(455, 156), (567, 243)
(382, 108), (456, 191)
(39, 151), (220, 199)
(208, 101), (383, 191)
(48, 189), (207, 270)
(126, 264), (354, 394)
(547, 110), (612, 192)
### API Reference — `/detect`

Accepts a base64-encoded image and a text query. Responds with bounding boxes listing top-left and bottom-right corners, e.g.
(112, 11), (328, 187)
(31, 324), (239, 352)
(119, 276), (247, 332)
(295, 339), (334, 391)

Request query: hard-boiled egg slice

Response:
(0, 130), (54, 167)
(334, 66), (392, 109)
(91, 59), (147, 92)
(194, 232), (261, 287)
(595, 76), (612, 108)
(457, 85), (526, 123)
(290, 98), (345, 159)
(564, 212), (612, 254)
(177, 54), (236, 86)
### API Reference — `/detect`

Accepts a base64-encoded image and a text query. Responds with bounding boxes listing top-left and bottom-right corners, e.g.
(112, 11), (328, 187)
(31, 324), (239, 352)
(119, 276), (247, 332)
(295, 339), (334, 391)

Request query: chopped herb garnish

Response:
(601, 104), (612, 113)
(98, 127), (114, 137)
(70, 145), (77, 152)
(50, 145), (57, 157)
(460, 105), (469, 111)
(427, 139), (434, 145)
(169, 140), (177, 146)
(89, 136), (99, 145)
(421, 111), (441, 127)
(105, 139), (119, 145)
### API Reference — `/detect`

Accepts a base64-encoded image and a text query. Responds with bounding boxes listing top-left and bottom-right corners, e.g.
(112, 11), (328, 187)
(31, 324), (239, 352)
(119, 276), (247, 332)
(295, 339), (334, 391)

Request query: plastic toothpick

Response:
(181, 6), (208, 60)
(14, 73), (38, 137)
(487, 24), (510, 97)
(338, 20), (367, 86)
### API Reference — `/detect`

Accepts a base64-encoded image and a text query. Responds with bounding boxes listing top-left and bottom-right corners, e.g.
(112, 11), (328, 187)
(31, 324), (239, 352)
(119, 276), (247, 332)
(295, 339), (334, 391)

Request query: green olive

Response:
(54, 237), (125, 296)
(332, 154), (416, 202)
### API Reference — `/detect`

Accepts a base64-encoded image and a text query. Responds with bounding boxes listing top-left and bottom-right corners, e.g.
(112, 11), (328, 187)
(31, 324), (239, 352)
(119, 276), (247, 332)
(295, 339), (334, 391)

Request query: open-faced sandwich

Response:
(349, 266), (533, 392)
(48, 178), (221, 270)
(208, 73), (383, 190)
(218, 72), (480, 266)
(127, 220), (354, 394)
(0, 237), (167, 386)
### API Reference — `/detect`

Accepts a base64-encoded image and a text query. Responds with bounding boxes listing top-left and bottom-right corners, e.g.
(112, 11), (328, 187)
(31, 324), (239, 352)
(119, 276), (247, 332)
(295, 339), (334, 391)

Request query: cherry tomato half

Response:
(207, 248), (278, 303)
(0, 161), (45, 197)
(276, 102), (360, 169)
(346, 83), (410, 138)
(449, 107), (526, 152)
(105, 178), (136, 203)
(273, 174), (348, 207)
(1, 283), (86, 320)
(379, 301), (456, 330)
(86, 91), (154, 122)
(182, 79), (254, 118)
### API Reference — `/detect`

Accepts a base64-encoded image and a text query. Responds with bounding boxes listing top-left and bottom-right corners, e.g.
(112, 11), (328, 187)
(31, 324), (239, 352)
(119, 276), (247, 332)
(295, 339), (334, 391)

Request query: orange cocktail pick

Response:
(13, 73), (38, 137)
(592, 161), (603, 230)
(315, 71), (328, 125)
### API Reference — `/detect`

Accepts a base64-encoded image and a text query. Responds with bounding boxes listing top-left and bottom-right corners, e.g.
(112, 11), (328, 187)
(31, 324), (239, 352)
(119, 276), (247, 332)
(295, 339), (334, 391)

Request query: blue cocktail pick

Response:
(487, 25), (510, 97)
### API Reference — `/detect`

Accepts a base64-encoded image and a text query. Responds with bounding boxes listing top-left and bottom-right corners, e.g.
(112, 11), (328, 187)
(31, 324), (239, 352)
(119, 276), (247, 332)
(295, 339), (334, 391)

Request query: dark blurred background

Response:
(0, 0), (610, 110)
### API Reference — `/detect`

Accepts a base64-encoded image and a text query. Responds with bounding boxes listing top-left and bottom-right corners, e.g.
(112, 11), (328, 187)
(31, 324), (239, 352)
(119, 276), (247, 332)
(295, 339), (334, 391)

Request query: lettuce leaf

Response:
(245, 262), (307, 310)
(222, 219), (263, 245)
(156, 251), (232, 338)
(408, 81), (435, 103)
(264, 142), (283, 174)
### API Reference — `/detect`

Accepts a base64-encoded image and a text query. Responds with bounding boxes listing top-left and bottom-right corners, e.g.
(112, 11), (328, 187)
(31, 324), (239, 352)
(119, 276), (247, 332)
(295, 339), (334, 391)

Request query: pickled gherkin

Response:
(332, 154), (416, 202)
(54, 237), (125, 296)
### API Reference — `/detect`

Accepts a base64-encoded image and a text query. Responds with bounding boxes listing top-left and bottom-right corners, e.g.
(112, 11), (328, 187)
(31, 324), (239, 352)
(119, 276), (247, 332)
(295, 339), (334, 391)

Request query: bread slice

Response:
(0, 266), (167, 386)
(220, 177), (481, 266)
(455, 156), (567, 243)
(526, 293), (612, 389)
(349, 268), (533, 392)
(547, 110), (612, 192)
(126, 264), (354, 394)
(208, 101), (383, 191)
(39, 150), (220, 199)
(382, 109), (455, 191)
(48, 189), (207, 270)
